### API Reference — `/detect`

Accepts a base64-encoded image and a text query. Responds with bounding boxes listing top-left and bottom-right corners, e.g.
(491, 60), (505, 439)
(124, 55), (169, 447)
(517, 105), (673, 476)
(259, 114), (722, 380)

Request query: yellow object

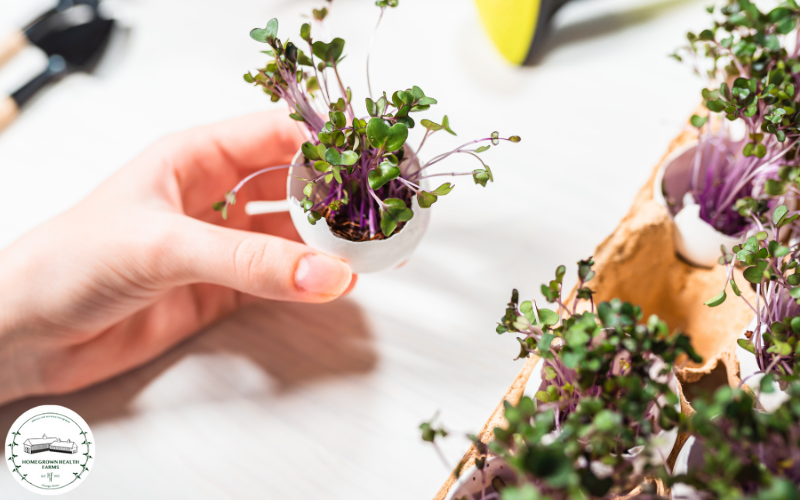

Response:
(475, 0), (540, 65)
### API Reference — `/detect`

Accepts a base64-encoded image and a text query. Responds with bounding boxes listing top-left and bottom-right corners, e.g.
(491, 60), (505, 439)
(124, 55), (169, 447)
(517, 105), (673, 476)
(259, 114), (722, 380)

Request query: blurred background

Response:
(0, 0), (708, 498)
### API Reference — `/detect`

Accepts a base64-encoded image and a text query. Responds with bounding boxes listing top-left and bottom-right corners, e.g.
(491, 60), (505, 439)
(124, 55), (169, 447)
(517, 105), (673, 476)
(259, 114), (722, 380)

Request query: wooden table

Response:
(0, 0), (708, 497)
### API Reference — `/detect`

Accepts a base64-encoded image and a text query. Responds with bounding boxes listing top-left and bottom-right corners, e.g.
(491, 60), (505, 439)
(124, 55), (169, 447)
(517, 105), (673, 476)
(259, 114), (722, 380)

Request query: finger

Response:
(173, 109), (308, 177)
(169, 216), (353, 303)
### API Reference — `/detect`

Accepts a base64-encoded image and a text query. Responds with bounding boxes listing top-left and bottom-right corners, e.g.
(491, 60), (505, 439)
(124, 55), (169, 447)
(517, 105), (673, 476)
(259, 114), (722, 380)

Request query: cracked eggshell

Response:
(287, 150), (431, 274)
(653, 141), (742, 268)
(443, 456), (516, 500)
(671, 435), (703, 500)
(737, 317), (789, 413)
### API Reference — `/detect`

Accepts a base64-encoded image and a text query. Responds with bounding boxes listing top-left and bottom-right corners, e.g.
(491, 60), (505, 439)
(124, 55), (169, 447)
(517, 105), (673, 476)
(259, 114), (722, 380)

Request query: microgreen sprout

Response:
(669, 383), (800, 498)
(707, 204), (800, 405)
(672, 1), (800, 235)
(213, 3), (520, 240)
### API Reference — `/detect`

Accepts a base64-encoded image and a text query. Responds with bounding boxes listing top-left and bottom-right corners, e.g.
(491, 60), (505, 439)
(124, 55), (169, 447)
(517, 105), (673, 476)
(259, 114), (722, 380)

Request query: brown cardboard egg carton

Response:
(434, 129), (758, 500)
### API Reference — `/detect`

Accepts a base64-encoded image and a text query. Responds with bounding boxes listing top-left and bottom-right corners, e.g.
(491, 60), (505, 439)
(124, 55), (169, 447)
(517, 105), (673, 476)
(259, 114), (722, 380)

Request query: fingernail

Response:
(295, 254), (350, 295)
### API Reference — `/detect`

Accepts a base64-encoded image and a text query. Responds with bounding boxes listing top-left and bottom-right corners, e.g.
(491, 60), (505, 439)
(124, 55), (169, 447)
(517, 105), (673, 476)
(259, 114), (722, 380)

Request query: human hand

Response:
(0, 111), (355, 405)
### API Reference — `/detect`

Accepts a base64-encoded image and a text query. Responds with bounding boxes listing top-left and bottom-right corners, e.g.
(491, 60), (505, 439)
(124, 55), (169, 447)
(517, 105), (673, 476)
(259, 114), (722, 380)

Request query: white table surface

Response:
(0, 0), (708, 498)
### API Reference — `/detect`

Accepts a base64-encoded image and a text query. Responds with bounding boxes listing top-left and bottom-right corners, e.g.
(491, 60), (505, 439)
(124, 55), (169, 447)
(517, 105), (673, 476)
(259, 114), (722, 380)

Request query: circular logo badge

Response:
(5, 405), (95, 496)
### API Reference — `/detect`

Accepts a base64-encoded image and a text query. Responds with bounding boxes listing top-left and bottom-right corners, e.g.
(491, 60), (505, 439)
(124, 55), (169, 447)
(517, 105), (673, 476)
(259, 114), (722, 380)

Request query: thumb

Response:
(170, 217), (353, 302)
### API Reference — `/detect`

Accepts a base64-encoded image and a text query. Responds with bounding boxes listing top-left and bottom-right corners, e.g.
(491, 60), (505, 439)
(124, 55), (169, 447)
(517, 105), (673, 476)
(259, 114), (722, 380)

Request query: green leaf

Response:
(340, 150), (360, 166)
(690, 114), (708, 128)
(243, 72), (255, 83)
(704, 290), (727, 307)
(329, 111), (346, 129)
(420, 119), (442, 131)
(385, 123), (408, 151)
(774, 204), (789, 225)
(368, 162), (401, 190)
(538, 308), (559, 326)
(324, 148), (341, 166)
(731, 278), (741, 296)
(366, 98), (377, 117)
(743, 265), (765, 284)
(476, 145), (490, 153)
(250, 18), (279, 43)
(431, 183), (454, 196)
(301, 142), (320, 161)
(366, 118), (389, 148)
(289, 113), (304, 122)
(212, 201), (225, 211)
(707, 100), (726, 112)
(307, 210), (322, 225)
(380, 198), (414, 236)
(442, 115), (456, 135)
(765, 179), (787, 196)
(417, 191), (437, 208)
(300, 23), (311, 42)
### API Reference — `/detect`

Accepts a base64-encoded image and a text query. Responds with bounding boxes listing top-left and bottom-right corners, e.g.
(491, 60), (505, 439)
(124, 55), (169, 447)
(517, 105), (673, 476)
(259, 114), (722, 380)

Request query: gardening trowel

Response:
(0, 0), (102, 68)
(0, 1), (114, 132)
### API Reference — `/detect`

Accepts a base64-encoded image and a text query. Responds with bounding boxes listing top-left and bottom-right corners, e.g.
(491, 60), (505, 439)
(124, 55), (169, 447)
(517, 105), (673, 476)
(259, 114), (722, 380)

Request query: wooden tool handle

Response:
(0, 96), (19, 133)
(0, 30), (27, 69)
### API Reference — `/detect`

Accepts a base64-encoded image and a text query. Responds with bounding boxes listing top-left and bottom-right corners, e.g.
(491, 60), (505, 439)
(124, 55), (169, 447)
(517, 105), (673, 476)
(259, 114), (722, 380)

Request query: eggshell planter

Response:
(652, 141), (742, 268)
(286, 149), (431, 274)
(443, 457), (516, 500)
(736, 317), (790, 413)
(522, 356), (680, 468)
(671, 406), (770, 500)
(670, 435), (703, 500)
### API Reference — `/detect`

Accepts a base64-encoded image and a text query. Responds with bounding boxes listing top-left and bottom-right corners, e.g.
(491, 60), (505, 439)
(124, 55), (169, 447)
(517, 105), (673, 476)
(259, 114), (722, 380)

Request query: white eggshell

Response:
(737, 317), (789, 413)
(286, 150), (431, 274)
(444, 456), (516, 500)
(523, 357), (545, 398)
(671, 435), (702, 500)
(652, 141), (743, 268)
(672, 203), (742, 268)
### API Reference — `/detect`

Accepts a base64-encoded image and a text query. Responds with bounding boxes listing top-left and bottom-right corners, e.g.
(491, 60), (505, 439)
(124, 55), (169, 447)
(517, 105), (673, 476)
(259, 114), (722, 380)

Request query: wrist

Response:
(0, 247), (45, 406)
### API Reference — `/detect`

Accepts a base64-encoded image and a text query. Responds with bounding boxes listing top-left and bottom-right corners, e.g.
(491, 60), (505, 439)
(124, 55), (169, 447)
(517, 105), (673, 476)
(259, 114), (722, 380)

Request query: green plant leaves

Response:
(341, 150), (359, 166)
(312, 38), (345, 65)
(774, 204), (789, 225)
(251, 19), (278, 43)
(417, 191), (437, 208)
(301, 142), (320, 161)
(431, 183), (454, 196)
(368, 161), (401, 190)
(538, 308), (559, 326)
(765, 179), (787, 195)
(307, 210), (322, 225)
(704, 290), (727, 307)
(324, 147), (341, 165)
(690, 114), (708, 128)
(366, 98), (377, 117)
(380, 198), (413, 236)
(366, 118), (408, 151)
(442, 115), (456, 135)
(416, 183), (454, 209)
